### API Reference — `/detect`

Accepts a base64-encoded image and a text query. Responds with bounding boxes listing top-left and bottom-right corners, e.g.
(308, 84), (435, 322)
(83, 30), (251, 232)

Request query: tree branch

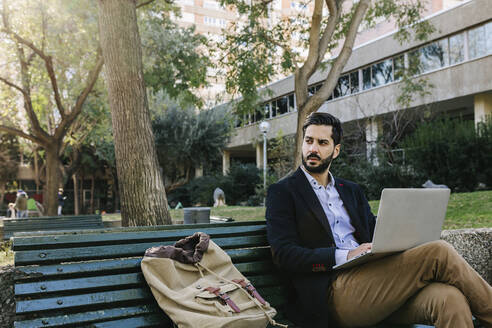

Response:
(0, 76), (26, 94)
(317, 0), (341, 67)
(136, 0), (156, 9)
(1, 5), (67, 118)
(55, 52), (104, 140)
(299, 0), (323, 82)
(0, 125), (43, 144)
(306, 0), (370, 111)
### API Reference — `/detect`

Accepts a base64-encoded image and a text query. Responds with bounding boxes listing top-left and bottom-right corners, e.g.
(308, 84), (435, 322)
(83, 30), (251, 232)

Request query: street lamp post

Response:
(259, 121), (270, 194)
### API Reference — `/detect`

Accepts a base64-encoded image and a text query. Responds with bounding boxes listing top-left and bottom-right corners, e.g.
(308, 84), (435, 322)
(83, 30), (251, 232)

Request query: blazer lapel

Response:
(293, 168), (334, 241)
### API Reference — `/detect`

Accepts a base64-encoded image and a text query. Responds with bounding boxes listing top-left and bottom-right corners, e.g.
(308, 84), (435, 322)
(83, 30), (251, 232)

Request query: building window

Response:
(350, 71), (359, 93)
(449, 33), (465, 65)
(334, 74), (350, 98)
(468, 24), (487, 59)
(371, 59), (392, 87)
(393, 55), (405, 81)
(362, 67), (371, 90)
(271, 99), (278, 117)
(288, 94), (296, 112)
(487, 21), (492, 55)
(277, 96), (289, 115)
(409, 39), (448, 75)
(203, 0), (220, 10)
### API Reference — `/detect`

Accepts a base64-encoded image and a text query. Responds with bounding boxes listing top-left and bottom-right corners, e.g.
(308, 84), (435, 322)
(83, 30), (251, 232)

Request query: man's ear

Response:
(333, 144), (341, 159)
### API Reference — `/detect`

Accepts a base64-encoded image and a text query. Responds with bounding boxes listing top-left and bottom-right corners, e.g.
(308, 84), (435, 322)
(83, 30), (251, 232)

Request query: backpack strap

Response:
(204, 287), (241, 313)
(232, 279), (266, 305)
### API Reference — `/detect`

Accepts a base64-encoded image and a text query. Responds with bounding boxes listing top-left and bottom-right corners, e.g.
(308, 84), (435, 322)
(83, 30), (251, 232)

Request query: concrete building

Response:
(221, 0), (492, 173)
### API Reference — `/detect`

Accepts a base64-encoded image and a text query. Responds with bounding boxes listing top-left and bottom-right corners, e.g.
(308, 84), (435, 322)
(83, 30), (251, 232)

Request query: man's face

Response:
(302, 124), (340, 174)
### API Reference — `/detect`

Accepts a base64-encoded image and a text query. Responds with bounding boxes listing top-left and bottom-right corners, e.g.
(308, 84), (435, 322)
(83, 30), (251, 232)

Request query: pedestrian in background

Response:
(57, 188), (66, 216)
(15, 190), (28, 218)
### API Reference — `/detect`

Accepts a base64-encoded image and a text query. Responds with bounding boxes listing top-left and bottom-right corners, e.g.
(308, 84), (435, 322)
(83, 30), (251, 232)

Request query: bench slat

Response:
(85, 313), (167, 328)
(15, 268), (279, 296)
(16, 288), (153, 313)
(15, 248), (272, 281)
(12, 224), (266, 249)
(13, 305), (163, 328)
(14, 235), (268, 265)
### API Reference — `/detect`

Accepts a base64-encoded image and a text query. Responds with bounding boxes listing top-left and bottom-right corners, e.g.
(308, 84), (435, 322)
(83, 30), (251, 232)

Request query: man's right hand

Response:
(347, 243), (372, 260)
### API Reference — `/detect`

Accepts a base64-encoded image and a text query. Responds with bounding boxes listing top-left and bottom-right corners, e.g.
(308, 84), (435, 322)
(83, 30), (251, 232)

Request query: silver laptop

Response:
(333, 188), (450, 270)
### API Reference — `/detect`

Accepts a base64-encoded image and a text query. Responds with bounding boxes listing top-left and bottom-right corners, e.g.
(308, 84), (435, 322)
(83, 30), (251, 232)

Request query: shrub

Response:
(332, 153), (420, 200)
(167, 163), (261, 206)
(402, 118), (491, 191)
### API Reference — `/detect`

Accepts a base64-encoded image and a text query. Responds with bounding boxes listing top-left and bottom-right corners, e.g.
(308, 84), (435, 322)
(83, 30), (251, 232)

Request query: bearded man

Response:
(265, 112), (492, 328)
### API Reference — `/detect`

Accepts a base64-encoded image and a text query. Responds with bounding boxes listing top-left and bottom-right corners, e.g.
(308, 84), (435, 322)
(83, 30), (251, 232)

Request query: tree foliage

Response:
(0, 0), (103, 214)
(138, 1), (212, 108)
(217, 0), (435, 168)
(152, 103), (233, 192)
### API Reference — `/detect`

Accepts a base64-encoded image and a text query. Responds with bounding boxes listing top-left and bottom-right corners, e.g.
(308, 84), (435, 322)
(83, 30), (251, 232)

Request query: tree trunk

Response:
(44, 144), (62, 215)
(73, 174), (79, 215)
(90, 175), (95, 214)
(97, 0), (171, 226)
(293, 106), (311, 169)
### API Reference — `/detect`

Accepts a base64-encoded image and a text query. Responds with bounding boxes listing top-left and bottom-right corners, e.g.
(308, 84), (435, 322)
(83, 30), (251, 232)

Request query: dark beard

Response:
(302, 153), (333, 174)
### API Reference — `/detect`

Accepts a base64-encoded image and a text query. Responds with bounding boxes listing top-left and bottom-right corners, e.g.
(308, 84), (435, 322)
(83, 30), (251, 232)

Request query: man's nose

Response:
(309, 142), (319, 153)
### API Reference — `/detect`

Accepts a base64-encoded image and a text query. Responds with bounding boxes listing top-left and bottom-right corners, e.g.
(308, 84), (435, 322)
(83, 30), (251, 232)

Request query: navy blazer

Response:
(266, 167), (376, 327)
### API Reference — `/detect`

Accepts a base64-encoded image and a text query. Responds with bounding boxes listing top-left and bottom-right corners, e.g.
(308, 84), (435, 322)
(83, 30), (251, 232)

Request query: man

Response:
(15, 189), (28, 218)
(266, 112), (492, 328)
(58, 188), (66, 216)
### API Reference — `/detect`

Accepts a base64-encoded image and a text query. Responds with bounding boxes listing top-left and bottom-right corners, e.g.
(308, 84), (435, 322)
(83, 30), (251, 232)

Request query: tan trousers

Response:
(328, 240), (492, 328)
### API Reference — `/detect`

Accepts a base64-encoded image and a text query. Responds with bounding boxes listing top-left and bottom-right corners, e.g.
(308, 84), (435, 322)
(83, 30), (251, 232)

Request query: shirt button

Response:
(329, 203), (332, 206)
(341, 240), (344, 243)
(336, 220), (339, 224)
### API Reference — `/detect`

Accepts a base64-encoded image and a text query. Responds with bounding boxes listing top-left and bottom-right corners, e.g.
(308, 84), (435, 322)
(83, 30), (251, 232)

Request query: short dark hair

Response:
(302, 112), (343, 145)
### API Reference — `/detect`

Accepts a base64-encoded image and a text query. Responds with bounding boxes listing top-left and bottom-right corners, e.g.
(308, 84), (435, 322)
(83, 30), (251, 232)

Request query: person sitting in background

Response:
(15, 190), (28, 218)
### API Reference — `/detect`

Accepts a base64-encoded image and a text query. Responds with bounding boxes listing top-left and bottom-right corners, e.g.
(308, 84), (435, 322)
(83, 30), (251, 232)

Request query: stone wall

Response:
(441, 228), (492, 284)
(0, 265), (15, 328)
(0, 228), (490, 327)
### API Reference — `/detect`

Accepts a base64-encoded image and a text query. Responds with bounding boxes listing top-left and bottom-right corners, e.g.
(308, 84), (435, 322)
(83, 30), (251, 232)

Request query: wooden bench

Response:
(4, 215), (104, 240)
(12, 221), (440, 328)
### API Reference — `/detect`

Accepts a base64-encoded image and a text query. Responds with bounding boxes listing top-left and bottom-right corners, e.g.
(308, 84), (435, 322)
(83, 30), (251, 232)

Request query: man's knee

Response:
(418, 283), (472, 324)
(419, 240), (457, 259)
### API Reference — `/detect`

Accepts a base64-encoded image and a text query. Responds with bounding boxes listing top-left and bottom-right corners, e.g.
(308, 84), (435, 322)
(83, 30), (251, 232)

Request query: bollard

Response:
(183, 207), (211, 224)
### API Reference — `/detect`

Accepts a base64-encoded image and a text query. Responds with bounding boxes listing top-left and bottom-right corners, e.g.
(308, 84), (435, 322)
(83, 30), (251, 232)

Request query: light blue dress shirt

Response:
(301, 167), (360, 265)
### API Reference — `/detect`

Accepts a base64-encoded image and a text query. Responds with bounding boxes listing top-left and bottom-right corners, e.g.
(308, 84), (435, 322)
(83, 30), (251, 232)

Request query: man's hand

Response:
(347, 243), (372, 260)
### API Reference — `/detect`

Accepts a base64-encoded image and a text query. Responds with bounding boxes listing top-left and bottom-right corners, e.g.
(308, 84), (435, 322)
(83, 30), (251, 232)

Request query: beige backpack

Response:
(141, 232), (286, 328)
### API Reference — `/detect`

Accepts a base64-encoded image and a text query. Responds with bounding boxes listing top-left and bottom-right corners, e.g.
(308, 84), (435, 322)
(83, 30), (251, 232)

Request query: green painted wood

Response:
(12, 220), (265, 240)
(14, 248), (271, 281)
(14, 235), (268, 265)
(16, 287), (154, 313)
(12, 223), (267, 249)
(13, 305), (161, 328)
(15, 269), (279, 297)
(85, 313), (168, 328)
(15, 272), (144, 296)
(4, 215), (104, 240)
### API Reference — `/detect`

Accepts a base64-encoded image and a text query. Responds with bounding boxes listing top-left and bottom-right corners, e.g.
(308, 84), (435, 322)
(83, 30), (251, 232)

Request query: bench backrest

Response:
(4, 215), (104, 240)
(12, 221), (287, 328)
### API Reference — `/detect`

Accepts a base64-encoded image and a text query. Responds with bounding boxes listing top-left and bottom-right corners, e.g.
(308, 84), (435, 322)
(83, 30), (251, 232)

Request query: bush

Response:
(167, 163), (261, 206)
(402, 118), (492, 191)
(332, 153), (420, 200)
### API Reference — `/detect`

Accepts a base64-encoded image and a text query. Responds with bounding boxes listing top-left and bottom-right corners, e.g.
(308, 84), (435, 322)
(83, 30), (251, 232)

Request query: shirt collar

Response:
(300, 166), (335, 190)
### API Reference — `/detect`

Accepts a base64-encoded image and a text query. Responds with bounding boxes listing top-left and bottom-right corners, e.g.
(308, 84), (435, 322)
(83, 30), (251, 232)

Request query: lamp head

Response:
(259, 121), (270, 133)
